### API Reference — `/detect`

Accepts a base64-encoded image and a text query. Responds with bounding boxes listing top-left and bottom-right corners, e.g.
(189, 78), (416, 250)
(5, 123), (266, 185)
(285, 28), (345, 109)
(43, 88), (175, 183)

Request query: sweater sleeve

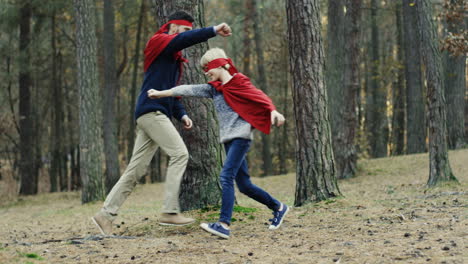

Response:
(171, 84), (214, 98)
(172, 98), (187, 121)
(163, 27), (216, 54)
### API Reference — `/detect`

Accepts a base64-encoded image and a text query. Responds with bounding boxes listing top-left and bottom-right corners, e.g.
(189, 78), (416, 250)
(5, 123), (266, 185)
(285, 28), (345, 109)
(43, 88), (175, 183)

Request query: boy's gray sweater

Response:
(171, 84), (253, 143)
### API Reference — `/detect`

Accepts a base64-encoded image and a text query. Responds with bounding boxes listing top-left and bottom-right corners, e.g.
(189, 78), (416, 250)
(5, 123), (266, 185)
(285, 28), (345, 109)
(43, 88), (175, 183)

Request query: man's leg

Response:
(137, 112), (193, 225)
(93, 123), (158, 235)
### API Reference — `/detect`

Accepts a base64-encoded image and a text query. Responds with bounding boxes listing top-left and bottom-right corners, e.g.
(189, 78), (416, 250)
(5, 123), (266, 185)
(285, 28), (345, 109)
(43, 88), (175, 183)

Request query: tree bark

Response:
(50, 13), (67, 192)
(285, 0), (341, 206)
(338, 0), (361, 179)
(128, 0), (146, 162)
(102, 0), (121, 193)
(74, 0), (105, 203)
(444, 0), (466, 149)
(367, 0), (388, 158)
(242, 0), (254, 77)
(18, 0), (38, 195)
(391, 3), (405, 155)
(252, 0), (273, 177)
(402, 0), (426, 154)
(153, 0), (223, 211)
(416, 0), (457, 186)
(326, 0), (345, 175)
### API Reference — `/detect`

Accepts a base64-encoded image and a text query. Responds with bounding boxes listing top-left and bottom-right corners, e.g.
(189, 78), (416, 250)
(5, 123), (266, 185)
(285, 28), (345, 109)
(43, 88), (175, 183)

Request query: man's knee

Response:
(169, 148), (189, 164)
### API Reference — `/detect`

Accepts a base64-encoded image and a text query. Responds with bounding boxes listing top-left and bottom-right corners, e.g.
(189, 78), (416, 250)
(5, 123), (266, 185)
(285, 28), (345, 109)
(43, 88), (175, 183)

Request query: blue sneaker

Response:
(269, 204), (289, 230)
(200, 222), (230, 239)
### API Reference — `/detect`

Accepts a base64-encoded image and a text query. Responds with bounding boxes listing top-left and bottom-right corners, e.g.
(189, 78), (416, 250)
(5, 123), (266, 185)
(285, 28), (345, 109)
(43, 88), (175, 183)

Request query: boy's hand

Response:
(147, 89), (163, 99)
(271, 110), (285, 127)
(215, 23), (232, 37)
(181, 115), (193, 130)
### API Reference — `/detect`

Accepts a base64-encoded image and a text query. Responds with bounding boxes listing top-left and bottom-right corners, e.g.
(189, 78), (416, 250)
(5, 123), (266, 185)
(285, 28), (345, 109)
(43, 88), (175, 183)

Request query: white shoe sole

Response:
(200, 223), (229, 239)
(159, 220), (196, 226)
(91, 217), (107, 235)
(269, 206), (290, 230)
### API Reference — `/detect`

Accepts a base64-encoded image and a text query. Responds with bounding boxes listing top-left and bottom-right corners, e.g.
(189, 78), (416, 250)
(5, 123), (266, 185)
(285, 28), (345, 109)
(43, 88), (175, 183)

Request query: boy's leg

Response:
(218, 139), (251, 225)
(137, 111), (189, 214)
(235, 159), (281, 211)
(101, 124), (158, 220)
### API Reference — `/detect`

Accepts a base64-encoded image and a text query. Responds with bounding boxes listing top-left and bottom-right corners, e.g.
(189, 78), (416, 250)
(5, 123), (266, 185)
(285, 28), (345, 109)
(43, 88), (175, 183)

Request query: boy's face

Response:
(204, 67), (224, 82)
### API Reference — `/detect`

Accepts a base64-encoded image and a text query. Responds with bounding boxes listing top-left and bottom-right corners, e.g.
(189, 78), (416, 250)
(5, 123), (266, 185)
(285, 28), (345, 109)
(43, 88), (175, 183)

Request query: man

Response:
(92, 11), (232, 235)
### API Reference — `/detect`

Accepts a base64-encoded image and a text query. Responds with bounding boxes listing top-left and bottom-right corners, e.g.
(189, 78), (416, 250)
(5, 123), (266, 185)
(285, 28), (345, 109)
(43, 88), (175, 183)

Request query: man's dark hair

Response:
(168, 11), (194, 23)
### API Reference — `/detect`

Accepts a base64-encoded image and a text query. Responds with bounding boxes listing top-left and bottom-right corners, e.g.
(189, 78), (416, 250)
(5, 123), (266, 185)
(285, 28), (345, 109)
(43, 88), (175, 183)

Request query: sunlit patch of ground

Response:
(0, 149), (467, 263)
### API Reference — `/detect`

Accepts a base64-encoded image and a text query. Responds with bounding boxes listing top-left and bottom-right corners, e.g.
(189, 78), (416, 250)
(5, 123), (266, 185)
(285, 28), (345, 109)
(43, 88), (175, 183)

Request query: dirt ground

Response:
(0, 149), (467, 264)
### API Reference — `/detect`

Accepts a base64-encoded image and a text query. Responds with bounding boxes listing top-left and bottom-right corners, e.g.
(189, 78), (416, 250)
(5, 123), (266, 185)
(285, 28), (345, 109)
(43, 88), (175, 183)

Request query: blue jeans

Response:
(219, 138), (281, 225)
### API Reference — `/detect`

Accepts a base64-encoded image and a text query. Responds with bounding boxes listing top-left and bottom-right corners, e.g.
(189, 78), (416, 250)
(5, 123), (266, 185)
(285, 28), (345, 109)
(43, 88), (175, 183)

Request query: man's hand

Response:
(214, 23), (232, 37)
(271, 110), (285, 127)
(181, 115), (193, 130)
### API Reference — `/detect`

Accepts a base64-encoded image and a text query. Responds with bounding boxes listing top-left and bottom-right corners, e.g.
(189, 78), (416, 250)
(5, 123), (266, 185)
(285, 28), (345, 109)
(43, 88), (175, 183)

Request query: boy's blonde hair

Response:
(200, 48), (228, 68)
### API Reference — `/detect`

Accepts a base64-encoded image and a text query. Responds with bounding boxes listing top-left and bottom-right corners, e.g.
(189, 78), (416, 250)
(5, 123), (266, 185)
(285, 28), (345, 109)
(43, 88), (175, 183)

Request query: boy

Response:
(147, 48), (289, 239)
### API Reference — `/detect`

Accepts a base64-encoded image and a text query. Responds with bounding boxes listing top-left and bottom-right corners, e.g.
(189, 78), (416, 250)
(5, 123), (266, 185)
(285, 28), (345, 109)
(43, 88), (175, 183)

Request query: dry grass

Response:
(0, 149), (467, 263)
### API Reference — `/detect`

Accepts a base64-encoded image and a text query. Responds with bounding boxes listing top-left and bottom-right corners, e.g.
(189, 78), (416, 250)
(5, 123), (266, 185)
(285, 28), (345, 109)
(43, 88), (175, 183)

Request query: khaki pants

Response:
(101, 111), (189, 221)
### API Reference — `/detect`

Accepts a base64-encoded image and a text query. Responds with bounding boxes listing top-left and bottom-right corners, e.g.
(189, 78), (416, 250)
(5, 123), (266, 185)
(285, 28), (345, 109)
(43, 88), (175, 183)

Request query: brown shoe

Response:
(91, 212), (113, 235)
(159, 213), (196, 226)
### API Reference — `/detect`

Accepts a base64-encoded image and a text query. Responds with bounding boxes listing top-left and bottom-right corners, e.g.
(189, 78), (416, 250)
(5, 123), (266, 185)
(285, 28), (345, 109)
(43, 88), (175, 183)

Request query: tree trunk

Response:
(153, 0), (223, 211)
(74, 0), (105, 203)
(416, 0), (457, 186)
(278, 38), (289, 175)
(391, 3), (405, 155)
(242, 0), (254, 77)
(402, 0), (426, 154)
(326, 0), (345, 175)
(128, 0), (146, 162)
(252, 0), (273, 177)
(18, 1), (37, 195)
(444, 0), (466, 149)
(338, 0), (361, 179)
(367, 0), (388, 158)
(285, 0), (341, 206)
(102, 0), (121, 193)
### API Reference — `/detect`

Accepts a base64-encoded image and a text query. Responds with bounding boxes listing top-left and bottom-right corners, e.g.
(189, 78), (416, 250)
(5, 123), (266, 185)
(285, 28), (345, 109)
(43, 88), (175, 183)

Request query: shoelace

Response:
(269, 211), (280, 225)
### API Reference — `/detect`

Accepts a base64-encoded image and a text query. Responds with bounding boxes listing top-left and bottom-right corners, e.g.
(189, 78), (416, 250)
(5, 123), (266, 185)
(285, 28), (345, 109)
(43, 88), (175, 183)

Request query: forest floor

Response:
(0, 149), (467, 264)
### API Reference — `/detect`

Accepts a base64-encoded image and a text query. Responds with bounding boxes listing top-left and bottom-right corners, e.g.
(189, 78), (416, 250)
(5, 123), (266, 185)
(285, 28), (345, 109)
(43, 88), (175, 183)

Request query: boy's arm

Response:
(148, 84), (213, 99)
(164, 23), (231, 54)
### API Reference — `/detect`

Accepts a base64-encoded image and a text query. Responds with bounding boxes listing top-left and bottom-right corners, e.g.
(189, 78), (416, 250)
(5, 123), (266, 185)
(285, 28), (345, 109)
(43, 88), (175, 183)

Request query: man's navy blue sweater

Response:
(134, 27), (216, 121)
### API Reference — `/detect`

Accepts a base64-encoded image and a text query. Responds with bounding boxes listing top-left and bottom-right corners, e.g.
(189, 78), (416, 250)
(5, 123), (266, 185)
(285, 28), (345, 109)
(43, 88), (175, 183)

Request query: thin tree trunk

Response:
(153, 0), (223, 211)
(286, 0), (341, 206)
(444, 0), (466, 149)
(242, 0), (253, 77)
(416, 0), (457, 186)
(18, 0), (37, 195)
(402, 0), (426, 154)
(74, 0), (105, 203)
(278, 39), (289, 175)
(128, 0), (146, 162)
(368, 0), (388, 158)
(338, 0), (361, 179)
(391, 3), (405, 155)
(251, 0), (273, 177)
(102, 0), (121, 194)
(326, 0), (345, 175)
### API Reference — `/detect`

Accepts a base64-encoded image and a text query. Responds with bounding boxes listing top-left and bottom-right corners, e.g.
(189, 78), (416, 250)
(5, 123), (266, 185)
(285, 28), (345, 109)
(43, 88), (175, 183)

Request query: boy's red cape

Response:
(209, 73), (276, 134)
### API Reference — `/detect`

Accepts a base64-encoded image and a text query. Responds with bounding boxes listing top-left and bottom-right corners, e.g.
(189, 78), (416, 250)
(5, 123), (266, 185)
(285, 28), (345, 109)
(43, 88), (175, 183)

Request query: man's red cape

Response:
(209, 73), (276, 134)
